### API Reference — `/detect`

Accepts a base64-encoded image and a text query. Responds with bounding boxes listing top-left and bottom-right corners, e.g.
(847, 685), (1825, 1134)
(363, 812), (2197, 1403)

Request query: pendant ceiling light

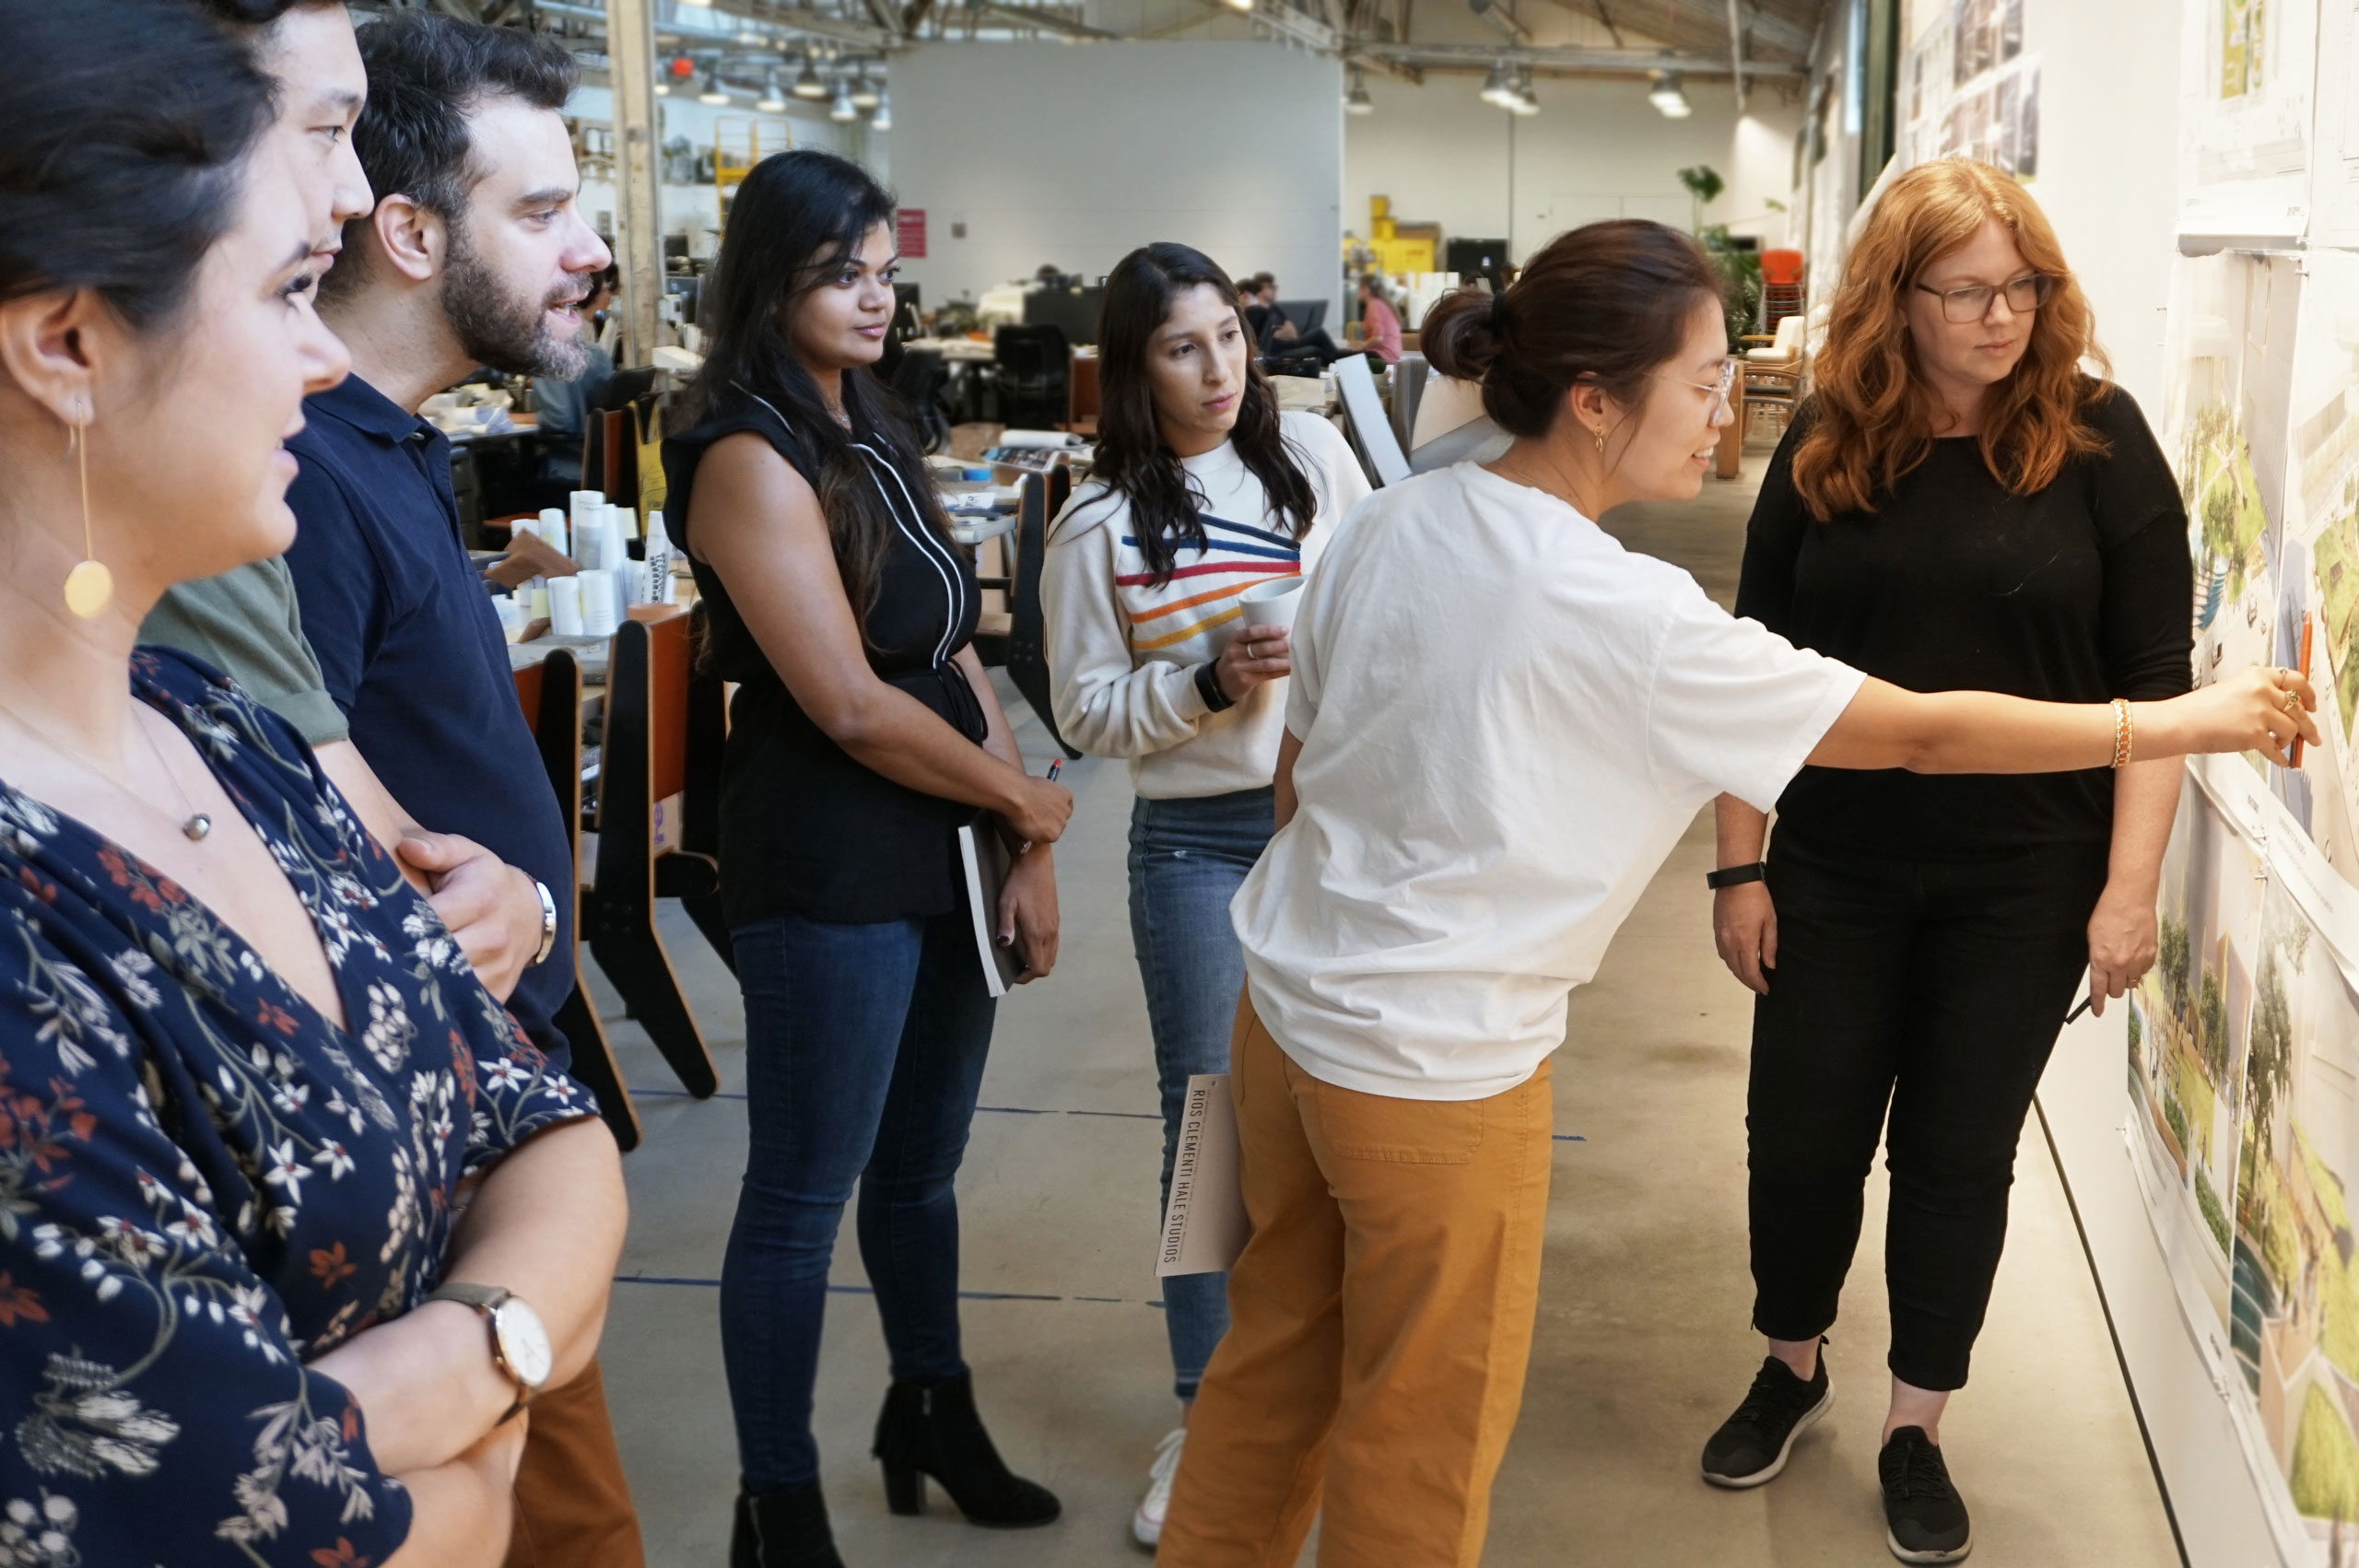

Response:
(870, 91), (893, 132)
(757, 68), (788, 112)
(1344, 66), (1374, 114)
(698, 64), (731, 105)
(849, 67), (882, 110)
(829, 81), (858, 122)
(1479, 59), (1518, 108)
(1648, 69), (1692, 117)
(1510, 65), (1540, 114)
(792, 51), (828, 99)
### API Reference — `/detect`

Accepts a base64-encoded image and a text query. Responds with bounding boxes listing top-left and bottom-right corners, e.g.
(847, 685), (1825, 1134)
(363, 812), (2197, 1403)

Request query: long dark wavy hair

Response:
(1087, 242), (1317, 586)
(675, 149), (947, 624)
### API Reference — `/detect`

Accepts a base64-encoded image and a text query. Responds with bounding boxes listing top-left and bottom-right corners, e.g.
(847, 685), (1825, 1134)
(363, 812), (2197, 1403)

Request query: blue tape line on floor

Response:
(628, 1092), (1174, 1122)
(612, 1275), (1151, 1305)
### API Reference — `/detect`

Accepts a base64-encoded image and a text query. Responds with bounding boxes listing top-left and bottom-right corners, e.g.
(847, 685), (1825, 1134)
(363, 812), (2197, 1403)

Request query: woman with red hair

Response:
(1701, 159), (2189, 1562)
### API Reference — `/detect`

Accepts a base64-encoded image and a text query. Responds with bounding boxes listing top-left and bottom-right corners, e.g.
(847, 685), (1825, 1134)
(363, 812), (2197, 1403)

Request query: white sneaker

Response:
(1132, 1427), (1187, 1549)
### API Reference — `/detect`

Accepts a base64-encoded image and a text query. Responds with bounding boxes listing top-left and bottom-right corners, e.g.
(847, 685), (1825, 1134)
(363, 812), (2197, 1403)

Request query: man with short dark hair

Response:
(142, 0), (557, 1008)
(278, 13), (643, 1564)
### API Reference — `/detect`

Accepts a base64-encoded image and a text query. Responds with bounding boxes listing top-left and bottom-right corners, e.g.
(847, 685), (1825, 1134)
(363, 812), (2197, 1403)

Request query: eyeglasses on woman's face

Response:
(1655, 357), (1739, 412)
(1914, 272), (2055, 323)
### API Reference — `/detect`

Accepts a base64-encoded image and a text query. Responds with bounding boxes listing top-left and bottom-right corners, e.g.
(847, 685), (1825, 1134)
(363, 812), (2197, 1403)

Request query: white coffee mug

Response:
(1238, 576), (1306, 632)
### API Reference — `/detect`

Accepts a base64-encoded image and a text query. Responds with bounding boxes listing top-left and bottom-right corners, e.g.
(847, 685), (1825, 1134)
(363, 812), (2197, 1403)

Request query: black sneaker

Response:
(1700, 1351), (1831, 1488)
(1879, 1426), (1972, 1562)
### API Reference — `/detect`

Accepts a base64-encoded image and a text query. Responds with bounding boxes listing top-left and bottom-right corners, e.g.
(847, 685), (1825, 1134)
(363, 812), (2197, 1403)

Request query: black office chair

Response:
(886, 346), (954, 454)
(970, 470), (1081, 759)
(992, 323), (1071, 429)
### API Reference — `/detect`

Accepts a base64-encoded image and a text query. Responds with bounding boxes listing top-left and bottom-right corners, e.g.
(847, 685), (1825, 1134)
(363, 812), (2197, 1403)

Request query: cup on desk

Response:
(579, 568), (621, 636)
(1238, 577), (1306, 634)
(548, 576), (586, 637)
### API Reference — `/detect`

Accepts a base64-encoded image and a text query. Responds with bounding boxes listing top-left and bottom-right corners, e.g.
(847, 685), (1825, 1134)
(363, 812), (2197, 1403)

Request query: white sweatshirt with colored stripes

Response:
(1042, 412), (1370, 800)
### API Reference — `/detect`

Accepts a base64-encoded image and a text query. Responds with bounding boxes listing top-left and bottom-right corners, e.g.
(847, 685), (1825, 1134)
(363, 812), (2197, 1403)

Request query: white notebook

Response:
(1156, 1073), (1251, 1277)
(957, 821), (1027, 998)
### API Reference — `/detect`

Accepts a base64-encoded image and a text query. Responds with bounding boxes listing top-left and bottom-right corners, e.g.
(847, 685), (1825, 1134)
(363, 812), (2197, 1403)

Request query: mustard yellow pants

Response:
(1157, 992), (1555, 1568)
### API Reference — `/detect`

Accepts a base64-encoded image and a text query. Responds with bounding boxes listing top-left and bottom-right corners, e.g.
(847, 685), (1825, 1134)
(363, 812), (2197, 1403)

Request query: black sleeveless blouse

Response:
(663, 388), (984, 925)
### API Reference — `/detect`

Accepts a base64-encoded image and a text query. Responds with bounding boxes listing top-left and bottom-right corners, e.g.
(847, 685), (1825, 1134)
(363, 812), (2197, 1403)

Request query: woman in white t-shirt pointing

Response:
(1040, 242), (1368, 1547)
(1151, 219), (2317, 1568)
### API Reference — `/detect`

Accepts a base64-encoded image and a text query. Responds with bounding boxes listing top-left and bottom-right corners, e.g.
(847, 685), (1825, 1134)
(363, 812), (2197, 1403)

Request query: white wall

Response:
(1344, 73), (1805, 265)
(565, 84), (869, 261)
(886, 41), (1344, 314)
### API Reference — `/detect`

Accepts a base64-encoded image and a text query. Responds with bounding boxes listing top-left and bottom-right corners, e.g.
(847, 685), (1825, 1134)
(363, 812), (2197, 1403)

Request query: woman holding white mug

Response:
(1039, 240), (1368, 1548)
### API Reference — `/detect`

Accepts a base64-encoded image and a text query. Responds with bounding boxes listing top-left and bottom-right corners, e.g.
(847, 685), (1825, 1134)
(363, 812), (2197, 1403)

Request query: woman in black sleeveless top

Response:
(661, 151), (1074, 1568)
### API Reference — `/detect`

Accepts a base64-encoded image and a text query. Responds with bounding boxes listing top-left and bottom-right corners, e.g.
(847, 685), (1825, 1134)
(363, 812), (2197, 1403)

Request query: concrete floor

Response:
(590, 451), (2183, 1565)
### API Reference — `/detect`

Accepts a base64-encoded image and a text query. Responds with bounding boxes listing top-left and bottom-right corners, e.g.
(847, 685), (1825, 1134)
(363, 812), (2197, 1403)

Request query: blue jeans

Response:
(720, 908), (997, 1492)
(1128, 787), (1275, 1401)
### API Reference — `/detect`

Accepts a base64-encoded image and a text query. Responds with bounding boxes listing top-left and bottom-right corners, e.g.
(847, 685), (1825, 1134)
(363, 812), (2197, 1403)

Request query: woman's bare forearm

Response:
(1714, 795), (1769, 867)
(2106, 757), (2181, 898)
(310, 1118), (624, 1475)
(382, 1424), (526, 1568)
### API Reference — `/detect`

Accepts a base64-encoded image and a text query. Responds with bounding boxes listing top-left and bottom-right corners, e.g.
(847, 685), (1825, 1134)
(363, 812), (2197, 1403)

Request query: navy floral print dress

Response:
(0, 649), (593, 1567)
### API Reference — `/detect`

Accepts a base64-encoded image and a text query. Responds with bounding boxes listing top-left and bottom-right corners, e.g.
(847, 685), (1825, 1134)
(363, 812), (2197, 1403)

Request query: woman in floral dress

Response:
(0, 4), (628, 1564)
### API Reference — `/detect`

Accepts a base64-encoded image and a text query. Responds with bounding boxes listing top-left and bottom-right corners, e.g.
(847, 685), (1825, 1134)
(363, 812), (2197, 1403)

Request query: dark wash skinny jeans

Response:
(1745, 831), (2109, 1391)
(719, 908), (996, 1492)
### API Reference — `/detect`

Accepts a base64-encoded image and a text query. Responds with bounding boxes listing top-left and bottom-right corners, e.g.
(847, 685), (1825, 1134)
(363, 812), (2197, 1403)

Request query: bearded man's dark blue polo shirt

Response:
(281, 372), (576, 1071)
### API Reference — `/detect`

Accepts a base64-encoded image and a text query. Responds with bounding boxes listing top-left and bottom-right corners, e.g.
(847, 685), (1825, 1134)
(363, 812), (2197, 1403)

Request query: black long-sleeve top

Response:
(1735, 383), (2193, 860)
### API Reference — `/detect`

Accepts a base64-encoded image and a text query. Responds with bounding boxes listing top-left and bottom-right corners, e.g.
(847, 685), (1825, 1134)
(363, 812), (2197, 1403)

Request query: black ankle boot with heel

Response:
(871, 1371), (1062, 1528)
(729, 1480), (845, 1568)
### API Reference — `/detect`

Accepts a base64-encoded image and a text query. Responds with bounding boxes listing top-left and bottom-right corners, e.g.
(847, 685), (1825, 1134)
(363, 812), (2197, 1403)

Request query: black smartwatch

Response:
(1195, 661), (1238, 714)
(1707, 861), (1768, 890)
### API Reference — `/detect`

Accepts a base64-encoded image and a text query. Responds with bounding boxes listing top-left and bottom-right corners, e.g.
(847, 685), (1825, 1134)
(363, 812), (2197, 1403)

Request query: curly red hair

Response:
(1791, 158), (2110, 520)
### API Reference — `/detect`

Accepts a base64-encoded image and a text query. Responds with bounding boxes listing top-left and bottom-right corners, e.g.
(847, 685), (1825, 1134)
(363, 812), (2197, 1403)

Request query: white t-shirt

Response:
(1231, 462), (1865, 1101)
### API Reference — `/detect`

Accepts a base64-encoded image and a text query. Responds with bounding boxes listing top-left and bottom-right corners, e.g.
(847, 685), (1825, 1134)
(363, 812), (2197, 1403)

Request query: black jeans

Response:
(1746, 832), (2109, 1391)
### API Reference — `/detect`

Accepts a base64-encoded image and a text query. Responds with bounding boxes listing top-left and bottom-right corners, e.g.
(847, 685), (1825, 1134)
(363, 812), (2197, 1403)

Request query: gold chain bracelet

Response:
(2110, 697), (2134, 769)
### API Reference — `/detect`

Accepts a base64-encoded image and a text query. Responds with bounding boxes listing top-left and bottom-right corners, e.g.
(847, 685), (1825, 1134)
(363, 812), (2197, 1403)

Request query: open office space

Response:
(6, 0), (2359, 1564)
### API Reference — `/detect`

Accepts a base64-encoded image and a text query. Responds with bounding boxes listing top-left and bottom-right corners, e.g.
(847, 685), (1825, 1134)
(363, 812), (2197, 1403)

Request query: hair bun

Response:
(1421, 286), (1504, 384)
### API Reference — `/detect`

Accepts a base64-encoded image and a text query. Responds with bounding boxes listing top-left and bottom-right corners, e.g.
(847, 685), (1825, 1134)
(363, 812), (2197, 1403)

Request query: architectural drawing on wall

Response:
(2271, 251), (2359, 887)
(2129, 780), (2265, 1343)
(2178, 0), (2317, 243)
(2224, 0), (2269, 98)
(2229, 875), (2359, 1559)
(2311, 0), (2359, 248)
(2128, 778), (2359, 1562)
(1898, 3), (2038, 181)
(2165, 253), (2303, 705)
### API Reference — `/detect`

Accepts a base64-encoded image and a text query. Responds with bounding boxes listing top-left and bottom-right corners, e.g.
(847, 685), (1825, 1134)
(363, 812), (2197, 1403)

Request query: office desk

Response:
(903, 335), (1000, 363)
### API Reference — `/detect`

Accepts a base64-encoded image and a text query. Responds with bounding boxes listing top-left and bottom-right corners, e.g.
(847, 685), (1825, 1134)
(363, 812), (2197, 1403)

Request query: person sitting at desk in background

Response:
(141, 0), (557, 1015)
(1040, 240), (1369, 1550)
(0, 5), (628, 1562)
(534, 261), (617, 493)
(1356, 273), (1402, 365)
(1246, 273), (1344, 369)
(276, 13), (646, 1564)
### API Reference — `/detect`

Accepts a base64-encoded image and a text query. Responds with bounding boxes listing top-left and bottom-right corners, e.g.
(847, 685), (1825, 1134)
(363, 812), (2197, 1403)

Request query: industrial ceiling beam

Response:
(1355, 38), (1799, 73)
(1726, 0), (1745, 106)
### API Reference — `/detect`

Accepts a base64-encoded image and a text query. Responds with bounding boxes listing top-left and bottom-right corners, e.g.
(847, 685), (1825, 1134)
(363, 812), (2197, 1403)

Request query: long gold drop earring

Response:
(62, 418), (112, 619)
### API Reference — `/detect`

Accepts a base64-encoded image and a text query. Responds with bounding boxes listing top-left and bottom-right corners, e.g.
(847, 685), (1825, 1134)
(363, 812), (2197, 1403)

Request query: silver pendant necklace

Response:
(0, 692), (212, 842)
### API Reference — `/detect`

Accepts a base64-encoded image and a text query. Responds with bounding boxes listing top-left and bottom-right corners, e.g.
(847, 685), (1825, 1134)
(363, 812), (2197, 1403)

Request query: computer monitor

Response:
(1023, 284), (1106, 346)
(1276, 298), (1327, 335)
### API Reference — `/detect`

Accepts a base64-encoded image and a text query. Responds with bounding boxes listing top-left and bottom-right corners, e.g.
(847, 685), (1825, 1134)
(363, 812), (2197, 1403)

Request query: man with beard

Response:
(142, 0), (557, 1008)
(279, 13), (644, 1565)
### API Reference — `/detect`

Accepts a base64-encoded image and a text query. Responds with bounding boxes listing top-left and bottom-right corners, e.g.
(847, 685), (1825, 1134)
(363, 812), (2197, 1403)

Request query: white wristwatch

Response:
(530, 879), (558, 966)
(427, 1281), (553, 1422)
